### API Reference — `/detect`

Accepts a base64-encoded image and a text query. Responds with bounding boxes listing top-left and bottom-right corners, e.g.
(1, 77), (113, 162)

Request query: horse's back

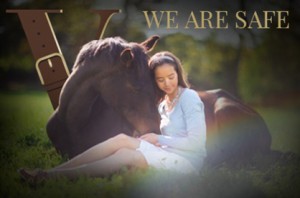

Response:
(198, 89), (272, 166)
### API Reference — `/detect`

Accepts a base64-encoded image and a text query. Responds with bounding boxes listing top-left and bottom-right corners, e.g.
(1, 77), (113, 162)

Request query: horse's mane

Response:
(72, 37), (126, 69)
(72, 37), (151, 81)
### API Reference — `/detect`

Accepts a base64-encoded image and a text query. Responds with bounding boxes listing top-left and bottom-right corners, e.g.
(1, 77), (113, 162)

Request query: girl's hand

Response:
(140, 133), (160, 146)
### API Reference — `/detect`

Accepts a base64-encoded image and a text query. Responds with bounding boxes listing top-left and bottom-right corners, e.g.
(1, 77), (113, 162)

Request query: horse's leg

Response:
(52, 133), (141, 170)
(47, 112), (72, 156)
(47, 148), (147, 179)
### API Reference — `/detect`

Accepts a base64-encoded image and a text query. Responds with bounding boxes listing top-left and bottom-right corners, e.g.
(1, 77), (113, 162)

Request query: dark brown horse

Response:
(47, 36), (161, 158)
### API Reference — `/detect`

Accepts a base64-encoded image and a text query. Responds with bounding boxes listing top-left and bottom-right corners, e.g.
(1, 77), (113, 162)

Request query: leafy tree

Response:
(239, 29), (300, 104)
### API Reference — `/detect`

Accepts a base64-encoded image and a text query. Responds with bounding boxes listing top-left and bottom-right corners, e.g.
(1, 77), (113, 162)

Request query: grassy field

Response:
(0, 91), (299, 198)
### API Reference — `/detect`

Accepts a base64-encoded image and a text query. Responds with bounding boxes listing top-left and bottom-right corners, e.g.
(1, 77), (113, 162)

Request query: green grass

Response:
(256, 107), (300, 154)
(0, 91), (300, 198)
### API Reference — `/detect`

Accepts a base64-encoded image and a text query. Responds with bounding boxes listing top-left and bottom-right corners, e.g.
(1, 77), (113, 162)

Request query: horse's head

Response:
(71, 36), (160, 135)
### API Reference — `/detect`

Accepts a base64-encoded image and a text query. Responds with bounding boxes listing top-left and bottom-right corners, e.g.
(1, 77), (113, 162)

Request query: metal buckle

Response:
(35, 52), (69, 85)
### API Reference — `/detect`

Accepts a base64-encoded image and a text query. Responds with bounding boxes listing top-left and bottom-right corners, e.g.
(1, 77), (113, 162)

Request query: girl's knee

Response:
(110, 133), (128, 145)
(113, 133), (140, 149)
(115, 133), (132, 142)
(114, 133), (126, 140)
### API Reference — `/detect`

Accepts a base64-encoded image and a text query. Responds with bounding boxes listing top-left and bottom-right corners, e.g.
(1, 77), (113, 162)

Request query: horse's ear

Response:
(140, 35), (159, 52)
(120, 48), (134, 68)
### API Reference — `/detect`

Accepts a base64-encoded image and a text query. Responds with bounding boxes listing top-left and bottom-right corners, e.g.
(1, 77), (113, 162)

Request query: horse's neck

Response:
(58, 69), (98, 122)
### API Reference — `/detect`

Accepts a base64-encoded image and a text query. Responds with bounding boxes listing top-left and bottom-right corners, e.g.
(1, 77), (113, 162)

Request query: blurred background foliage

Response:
(1, 0), (299, 105)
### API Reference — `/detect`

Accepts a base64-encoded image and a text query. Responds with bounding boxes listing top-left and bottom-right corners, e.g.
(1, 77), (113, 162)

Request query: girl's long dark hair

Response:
(149, 51), (190, 103)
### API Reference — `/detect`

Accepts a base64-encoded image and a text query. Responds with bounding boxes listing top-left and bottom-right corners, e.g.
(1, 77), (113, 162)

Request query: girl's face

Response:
(154, 63), (179, 97)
